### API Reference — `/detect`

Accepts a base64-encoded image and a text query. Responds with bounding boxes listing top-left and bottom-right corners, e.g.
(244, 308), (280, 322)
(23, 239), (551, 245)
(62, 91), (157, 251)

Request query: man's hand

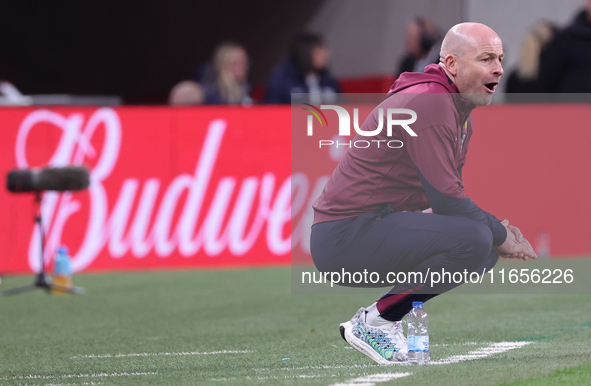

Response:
(494, 219), (537, 261)
(504, 219), (523, 243)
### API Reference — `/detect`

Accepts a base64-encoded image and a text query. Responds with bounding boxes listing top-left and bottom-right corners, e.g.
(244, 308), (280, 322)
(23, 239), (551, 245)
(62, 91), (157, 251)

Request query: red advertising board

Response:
(0, 107), (292, 274)
(0, 104), (589, 275)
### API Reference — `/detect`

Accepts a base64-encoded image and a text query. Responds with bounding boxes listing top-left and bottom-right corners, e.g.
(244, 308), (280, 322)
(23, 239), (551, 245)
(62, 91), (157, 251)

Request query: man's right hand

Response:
(495, 219), (537, 260)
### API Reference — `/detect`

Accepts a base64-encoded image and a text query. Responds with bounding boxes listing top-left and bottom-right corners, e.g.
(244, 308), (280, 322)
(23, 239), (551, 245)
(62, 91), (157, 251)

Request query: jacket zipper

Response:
(460, 121), (467, 152)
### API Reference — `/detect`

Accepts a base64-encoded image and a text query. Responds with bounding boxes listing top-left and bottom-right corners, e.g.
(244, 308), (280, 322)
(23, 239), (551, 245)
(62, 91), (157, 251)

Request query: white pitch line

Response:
(45, 383), (102, 386)
(70, 350), (252, 359)
(0, 372), (157, 381)
(251, 341), (530, 373)
(327, 342), (529, 385)
(431, 341), (491, 347)
(430, 341), (532, 365)
(211, 374), (339, 381)
(252, 364), (379, 371)
(330, 372), (412, 386)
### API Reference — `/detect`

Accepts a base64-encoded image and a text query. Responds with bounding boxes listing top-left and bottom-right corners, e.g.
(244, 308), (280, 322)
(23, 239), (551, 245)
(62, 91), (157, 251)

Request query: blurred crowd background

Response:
(1, 0), (590, 106)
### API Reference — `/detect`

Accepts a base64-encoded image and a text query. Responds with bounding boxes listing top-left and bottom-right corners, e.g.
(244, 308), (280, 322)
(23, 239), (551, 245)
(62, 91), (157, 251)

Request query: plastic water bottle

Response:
(52, 246), (73, 294)
(407, 301), (429, 364)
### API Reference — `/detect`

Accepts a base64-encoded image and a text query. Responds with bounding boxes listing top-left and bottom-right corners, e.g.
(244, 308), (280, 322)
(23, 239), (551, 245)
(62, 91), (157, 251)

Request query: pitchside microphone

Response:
(6, 166), (90, 193)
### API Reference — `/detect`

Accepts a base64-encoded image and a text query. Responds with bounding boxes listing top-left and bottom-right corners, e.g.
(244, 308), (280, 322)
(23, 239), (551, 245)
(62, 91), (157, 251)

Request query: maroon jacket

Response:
(312, 64), (507, 245)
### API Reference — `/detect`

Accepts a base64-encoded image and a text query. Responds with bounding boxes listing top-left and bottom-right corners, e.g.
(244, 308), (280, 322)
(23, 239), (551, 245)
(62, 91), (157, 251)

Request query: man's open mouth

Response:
(484, 82), (498, 93)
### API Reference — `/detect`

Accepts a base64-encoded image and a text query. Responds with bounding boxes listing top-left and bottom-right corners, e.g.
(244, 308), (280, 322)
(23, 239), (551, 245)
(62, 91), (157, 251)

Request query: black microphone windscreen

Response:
(7, 169), (39, 192)
(6, 166), (90, 192)
(38, 166), (90, 191)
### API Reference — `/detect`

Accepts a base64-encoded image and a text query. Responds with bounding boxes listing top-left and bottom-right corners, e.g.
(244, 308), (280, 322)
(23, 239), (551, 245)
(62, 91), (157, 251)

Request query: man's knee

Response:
(482, 248), (500, 271)
(457, 221), (494, 258)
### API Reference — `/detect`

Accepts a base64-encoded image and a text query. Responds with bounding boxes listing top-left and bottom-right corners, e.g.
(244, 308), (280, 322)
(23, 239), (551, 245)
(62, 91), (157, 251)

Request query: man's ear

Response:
(444, 55), (458, 77)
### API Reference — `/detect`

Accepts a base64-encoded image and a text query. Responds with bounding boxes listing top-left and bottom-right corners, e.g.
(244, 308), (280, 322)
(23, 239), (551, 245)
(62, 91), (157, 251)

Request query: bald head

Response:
(440, 23), (501, 61)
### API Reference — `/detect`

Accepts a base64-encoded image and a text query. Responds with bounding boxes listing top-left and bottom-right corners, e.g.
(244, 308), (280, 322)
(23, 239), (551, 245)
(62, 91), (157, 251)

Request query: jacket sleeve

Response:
(406, 125), (507, 246)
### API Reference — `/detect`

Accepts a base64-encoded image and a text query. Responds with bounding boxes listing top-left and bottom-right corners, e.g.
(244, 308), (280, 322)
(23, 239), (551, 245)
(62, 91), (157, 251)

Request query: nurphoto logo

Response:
(302, 103), (417, 149)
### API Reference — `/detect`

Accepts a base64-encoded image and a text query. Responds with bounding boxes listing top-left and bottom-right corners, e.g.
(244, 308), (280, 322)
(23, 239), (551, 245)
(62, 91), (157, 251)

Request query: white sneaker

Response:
(339, 309), (408, 365)
(339, 307), (366, 340)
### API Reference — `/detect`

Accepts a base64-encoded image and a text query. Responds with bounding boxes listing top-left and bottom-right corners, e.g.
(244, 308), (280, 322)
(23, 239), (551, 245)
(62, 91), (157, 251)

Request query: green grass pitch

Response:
(1, 266), (590, 385)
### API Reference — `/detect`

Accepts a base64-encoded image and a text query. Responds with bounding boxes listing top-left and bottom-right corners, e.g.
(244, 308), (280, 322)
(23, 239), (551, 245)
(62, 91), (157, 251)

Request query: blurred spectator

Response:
(0, 80), (32, 105)
(506, 21), (558, 94)
(168, 80), (205, 105)
(538, 1), (591, 92)
(204, 42), (253, 105)
(194, 62), (216, 88)
(396, 17), (442, 76)
(265, 33), (341, 104)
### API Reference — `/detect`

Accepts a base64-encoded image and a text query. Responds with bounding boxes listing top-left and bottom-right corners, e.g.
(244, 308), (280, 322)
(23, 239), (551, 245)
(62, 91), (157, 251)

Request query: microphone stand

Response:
(1, 191), (85, 296)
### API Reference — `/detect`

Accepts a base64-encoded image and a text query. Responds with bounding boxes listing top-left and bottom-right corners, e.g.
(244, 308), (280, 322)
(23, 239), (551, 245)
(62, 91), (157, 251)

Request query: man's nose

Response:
(494, 60), (504, 76)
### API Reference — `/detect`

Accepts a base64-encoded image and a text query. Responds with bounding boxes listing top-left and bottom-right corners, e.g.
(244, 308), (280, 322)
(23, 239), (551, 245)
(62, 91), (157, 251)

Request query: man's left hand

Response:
(496, 219), (537, 261)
